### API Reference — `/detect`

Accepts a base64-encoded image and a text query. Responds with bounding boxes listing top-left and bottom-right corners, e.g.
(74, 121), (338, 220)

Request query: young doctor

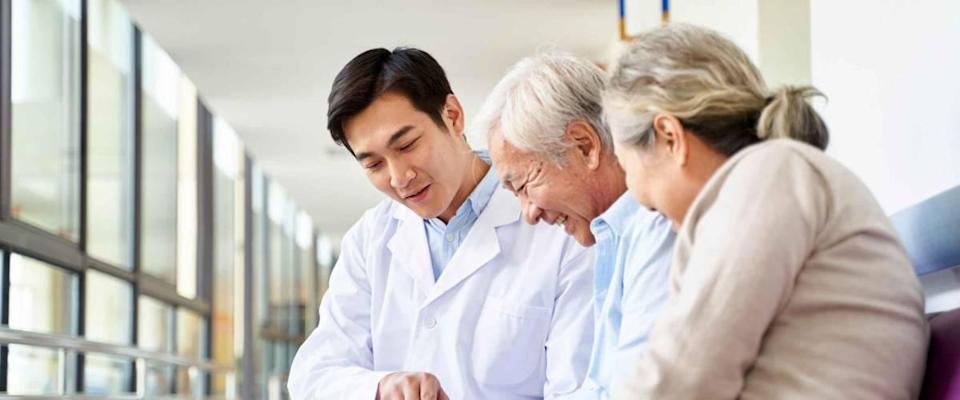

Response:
(287, 47), (595, 400)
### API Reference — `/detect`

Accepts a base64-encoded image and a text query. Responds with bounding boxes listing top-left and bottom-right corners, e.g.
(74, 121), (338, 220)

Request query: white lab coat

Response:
(288, 185), (595, 400)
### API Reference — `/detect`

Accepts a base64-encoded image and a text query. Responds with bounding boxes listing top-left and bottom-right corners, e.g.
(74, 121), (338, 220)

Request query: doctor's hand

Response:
(376, 372), (449, 400)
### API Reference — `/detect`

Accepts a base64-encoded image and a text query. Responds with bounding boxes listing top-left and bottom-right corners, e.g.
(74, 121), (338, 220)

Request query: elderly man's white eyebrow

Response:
(500, 173), (518, 192)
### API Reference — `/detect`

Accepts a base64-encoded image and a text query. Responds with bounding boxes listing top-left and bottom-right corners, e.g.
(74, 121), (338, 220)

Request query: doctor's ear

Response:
(442, 94), (465, 136)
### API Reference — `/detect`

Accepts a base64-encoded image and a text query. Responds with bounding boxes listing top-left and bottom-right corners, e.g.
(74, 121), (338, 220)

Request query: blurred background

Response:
(0, 0), (957, 398)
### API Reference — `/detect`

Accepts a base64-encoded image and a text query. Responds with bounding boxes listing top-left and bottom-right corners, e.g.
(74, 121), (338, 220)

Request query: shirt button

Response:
(425, 317), (438, 329)
(445, 234), (454, 242)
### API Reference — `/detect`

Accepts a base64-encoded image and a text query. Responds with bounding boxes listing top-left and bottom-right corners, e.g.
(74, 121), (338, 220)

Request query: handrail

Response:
(0, 396), (216, 400)
(0, 327), (235, 399)
(0, 327), (231, 372)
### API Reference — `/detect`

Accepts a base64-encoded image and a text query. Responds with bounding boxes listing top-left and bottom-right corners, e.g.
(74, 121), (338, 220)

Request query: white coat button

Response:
(445, 234), (454, 242)
(425, 317), (438, 329)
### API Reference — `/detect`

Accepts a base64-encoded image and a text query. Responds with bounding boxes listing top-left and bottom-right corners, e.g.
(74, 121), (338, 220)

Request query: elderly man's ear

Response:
(565, 120), (603, 170)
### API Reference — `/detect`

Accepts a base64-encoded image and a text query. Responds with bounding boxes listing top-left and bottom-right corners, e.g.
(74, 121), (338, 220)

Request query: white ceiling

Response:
(120, 0), (618, 239)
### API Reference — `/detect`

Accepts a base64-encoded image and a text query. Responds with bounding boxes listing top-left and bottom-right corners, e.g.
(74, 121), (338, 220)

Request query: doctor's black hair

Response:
(326, 47), (454, 157)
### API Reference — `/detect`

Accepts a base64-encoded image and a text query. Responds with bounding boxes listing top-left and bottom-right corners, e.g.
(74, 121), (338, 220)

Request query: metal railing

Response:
(0, 327), (234, 399)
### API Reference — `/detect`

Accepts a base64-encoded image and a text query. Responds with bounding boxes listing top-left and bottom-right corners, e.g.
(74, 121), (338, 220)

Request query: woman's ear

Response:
(653, 114), (689, 167)
(564, 120), (603, 169)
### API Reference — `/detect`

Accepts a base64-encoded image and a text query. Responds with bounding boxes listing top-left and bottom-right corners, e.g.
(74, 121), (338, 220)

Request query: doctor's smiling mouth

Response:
(403, 184), (431, 203)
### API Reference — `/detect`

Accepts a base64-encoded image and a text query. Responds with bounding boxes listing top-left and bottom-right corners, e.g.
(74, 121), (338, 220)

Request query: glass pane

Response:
(1, 250), (5, 314)
(9, 254), (76, 334)
(296, 211), (314, 334)
(175, 366), (204, 397)
(211, 372), (236, 398)
(83, 353), (133, 395)
(85, 270), (132, 344)
(252, 168), (267, 397)
(267, 183), (290, 336)
(177, 79), (198, 298)
(283, 204), (298, 336)
(145, 363), (174, 395)
(138, 296), (173, 353)
(10, 0), (81, 240)
(86, 0), (134, 268)
(176, 309), (205, 395)
(6, 345), (61, 394)
(140, 34), (179, 284)
(316, 235), (335, 299)
(177, 308), (205, 360)
(211, 118), (243, 395)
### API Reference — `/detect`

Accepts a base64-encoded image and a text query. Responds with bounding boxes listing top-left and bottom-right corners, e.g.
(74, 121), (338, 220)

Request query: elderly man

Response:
(474, 52), (676, 399)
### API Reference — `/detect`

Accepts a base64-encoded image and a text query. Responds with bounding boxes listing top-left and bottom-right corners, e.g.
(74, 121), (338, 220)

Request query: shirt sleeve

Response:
(613, 147), (829, 399)
(287, 220), (394, 400)
(544, 240), (597, 399)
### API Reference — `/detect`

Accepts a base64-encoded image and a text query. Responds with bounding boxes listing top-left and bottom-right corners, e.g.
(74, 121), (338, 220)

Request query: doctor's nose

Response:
(521, 200), (543, 225)
(389, 163), (415, 189)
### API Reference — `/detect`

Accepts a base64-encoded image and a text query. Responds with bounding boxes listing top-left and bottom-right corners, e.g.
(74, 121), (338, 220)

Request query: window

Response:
(267, 182), (290, 338)
(83, 270), (134, 394)
(6, 254), (78, 394)
(139, 34), (179, 284)
(251, 167), (270, 396)
(6, 346), (63, 394)
(86, 0), (135, 268)
(85, 270), (132, 344)
(316, 235), (335, 300)
(296, 211), (315, 333)
(10, 0), (81, 240)
(138, 296), (174, 394)
(177, 81), (198, 298)
(175, 308), (206, 396)
(83, 354), (133, 395)
(211, 118), (244, 395)
(8, 254), (77, 334)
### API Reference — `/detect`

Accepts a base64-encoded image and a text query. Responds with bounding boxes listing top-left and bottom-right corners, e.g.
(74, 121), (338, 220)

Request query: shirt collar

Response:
(467, 151), (498, 216)
(590, 192), (641, 237)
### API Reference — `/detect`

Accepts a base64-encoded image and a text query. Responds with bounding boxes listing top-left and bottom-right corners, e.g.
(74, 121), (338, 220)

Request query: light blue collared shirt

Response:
(574, 193), (675, 399)
(423, 152), (499, 280)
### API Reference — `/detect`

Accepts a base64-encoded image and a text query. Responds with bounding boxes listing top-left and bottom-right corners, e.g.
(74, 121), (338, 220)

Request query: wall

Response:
(623, 0), (960, 309)
(811, 0), (960, 214)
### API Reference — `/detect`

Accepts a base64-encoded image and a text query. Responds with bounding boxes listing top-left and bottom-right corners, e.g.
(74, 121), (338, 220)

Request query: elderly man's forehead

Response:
(491, 133), (536, 161)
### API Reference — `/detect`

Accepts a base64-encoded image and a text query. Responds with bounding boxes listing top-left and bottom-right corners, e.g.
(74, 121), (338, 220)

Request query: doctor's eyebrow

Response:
(386, 126), (415, 146)
(354, 125), (416, 161)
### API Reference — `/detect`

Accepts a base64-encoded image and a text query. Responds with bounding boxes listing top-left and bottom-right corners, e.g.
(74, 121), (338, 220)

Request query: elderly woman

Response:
(604, 24), (928, 399)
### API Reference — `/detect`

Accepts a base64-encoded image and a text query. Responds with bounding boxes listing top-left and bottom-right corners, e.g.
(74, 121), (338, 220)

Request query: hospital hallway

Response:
(0, 0), (958, 398)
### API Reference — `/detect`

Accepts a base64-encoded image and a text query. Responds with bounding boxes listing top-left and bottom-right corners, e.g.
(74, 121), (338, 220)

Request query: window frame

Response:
(0, 0), (328, 397)
(0, 2), (214, 394)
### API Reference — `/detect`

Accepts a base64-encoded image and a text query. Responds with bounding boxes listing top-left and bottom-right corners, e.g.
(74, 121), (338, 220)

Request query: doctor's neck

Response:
(436, 151), (490, 223)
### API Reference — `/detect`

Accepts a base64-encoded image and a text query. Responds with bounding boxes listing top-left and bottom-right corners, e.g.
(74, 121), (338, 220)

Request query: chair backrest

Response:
(890, 185), (960, 276)
(890, 185), (960, 399)
(922, 309), (960, 399)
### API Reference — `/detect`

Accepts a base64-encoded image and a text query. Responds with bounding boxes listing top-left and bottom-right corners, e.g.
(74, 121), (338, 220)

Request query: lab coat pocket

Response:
(472, 296), (552, 386)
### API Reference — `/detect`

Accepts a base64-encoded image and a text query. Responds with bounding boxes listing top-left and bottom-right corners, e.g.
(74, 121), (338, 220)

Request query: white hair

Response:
(604, 23), (828, 154)
(473, 50), (611, 160)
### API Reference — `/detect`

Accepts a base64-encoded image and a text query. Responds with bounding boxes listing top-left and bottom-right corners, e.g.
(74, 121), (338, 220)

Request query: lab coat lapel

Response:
(386, 205), (436, 293)
(422, 186), (520, 307)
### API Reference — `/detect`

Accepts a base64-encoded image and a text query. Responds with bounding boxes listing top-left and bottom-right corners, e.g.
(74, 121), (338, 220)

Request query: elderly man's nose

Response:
(522, 200), (543, 225)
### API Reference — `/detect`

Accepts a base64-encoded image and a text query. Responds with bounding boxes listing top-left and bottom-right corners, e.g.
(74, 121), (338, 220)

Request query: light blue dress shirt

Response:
(574, 193), (675, 399)
(423, 152), (499, 280)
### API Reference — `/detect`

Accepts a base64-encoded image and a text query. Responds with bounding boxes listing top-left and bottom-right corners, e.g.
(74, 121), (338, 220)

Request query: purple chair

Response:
(891, 186), (960, 400)
(923, 309), (960, 399)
